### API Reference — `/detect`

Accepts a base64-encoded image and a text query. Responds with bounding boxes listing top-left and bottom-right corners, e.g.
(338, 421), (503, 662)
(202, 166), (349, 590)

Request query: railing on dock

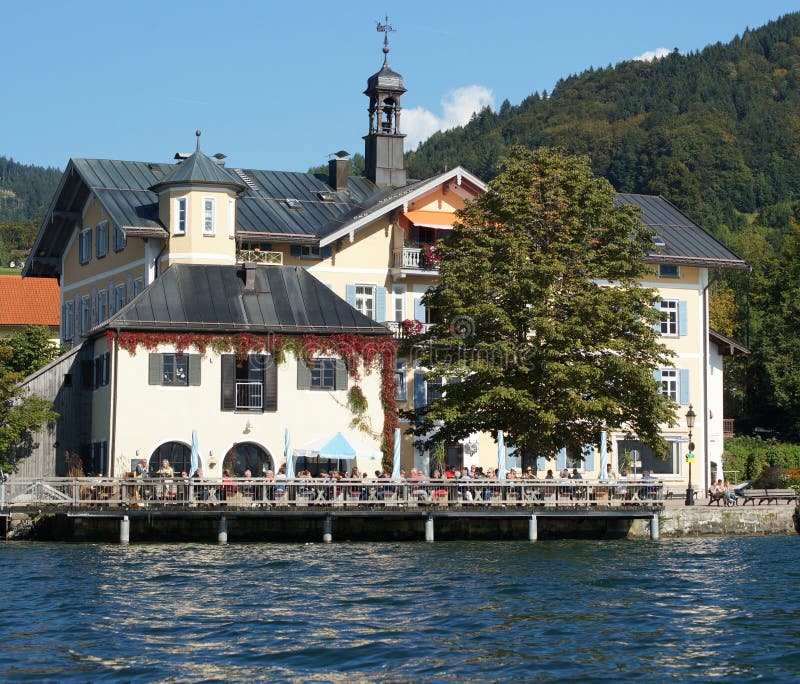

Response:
(0, 477), (665, 510)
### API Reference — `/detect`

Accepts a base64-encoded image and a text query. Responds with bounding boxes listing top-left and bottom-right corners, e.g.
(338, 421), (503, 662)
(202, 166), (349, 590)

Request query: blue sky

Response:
(3, 0), (798, 172)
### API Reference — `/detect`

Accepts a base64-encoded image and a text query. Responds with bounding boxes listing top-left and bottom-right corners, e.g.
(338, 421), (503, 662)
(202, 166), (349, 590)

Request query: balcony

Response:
(392, 246), (440, 274)
(384, 320), (433, 340)
(237, 249), (283, 265)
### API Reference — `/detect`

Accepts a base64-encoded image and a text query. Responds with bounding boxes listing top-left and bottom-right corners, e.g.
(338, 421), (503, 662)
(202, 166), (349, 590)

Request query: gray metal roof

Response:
(616, 194), (748, 270)
(103, 263), (391, 335)
(150, 148), (245, 193)
(366, 62), (406, 93)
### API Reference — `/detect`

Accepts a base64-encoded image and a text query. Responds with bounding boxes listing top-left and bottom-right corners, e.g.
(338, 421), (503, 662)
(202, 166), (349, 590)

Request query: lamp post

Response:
(685, 404), (697, 506)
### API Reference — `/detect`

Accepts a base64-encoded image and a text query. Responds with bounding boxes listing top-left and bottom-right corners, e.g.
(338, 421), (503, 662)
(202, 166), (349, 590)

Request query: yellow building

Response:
(22, 38), (747, 494)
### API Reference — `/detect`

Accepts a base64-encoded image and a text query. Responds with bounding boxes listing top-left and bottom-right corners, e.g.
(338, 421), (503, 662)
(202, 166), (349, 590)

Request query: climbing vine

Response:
(106, 330), (399, 458)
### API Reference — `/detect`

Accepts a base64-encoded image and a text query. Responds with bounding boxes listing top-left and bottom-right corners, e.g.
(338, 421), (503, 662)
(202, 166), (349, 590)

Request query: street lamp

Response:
(685, 404), (697, 506)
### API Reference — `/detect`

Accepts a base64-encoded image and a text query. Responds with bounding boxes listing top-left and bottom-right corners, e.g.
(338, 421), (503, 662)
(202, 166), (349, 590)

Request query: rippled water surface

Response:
(2, 536), (800, 681)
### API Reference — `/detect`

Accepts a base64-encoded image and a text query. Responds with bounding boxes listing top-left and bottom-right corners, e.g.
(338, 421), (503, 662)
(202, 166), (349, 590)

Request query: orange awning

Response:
(403, 209), (456, 228)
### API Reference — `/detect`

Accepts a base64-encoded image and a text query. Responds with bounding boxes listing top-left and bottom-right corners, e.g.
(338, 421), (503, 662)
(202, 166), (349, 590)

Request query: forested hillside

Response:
(0, 157), (61, 222)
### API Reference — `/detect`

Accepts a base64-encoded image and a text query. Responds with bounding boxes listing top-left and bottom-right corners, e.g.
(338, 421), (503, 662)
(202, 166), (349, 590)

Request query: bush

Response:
(722, 436), (800, 482)
(752, 466), (789, 489)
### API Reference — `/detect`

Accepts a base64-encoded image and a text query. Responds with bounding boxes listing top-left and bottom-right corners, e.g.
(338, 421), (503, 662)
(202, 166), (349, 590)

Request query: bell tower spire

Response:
(364, 17), (407, 188)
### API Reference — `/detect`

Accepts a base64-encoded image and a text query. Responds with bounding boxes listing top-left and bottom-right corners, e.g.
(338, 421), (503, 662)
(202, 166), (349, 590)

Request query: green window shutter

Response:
(263, 355), (278, 412)
(334, 359), (348, 390)
(297, 358), (311, 390)
(188, 354), (201, 386)
(148, 353), (162, 385)
(221, 354), (236, 410)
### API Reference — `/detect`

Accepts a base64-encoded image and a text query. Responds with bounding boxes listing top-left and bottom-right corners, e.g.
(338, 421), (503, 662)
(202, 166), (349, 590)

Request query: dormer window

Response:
(203, 198), (215, 235)
(175, 197), (187, 235)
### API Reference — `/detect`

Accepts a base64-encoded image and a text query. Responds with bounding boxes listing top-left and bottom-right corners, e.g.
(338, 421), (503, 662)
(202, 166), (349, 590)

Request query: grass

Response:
(0, 267), (23, 275)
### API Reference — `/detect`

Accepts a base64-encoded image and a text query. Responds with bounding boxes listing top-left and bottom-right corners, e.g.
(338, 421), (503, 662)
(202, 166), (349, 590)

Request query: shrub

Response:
(723, 436), (800, 482)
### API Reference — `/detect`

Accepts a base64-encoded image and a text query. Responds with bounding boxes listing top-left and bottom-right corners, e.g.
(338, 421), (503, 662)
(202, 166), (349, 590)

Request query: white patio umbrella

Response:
(284, 427), (295, 479)
(189, 430), (200, 477)
(391, 427), (401, 480)
(497, 430), (507, 480)
(598, 430), (608, 479)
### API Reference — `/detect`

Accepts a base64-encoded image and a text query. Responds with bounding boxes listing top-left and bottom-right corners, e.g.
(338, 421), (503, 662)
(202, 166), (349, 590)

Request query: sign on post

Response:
(685, 452), (695, 463)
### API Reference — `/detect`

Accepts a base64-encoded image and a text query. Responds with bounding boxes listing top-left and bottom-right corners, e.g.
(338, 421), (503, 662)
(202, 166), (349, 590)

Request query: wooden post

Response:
(120, 515), (130, 544)
(528, 514), (538, 541)
(218, 516), (228, 544)
(322, 515), (333, 543)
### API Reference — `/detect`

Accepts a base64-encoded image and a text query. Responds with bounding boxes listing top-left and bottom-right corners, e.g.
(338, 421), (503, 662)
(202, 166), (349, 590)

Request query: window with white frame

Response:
(395, 359), (407, 401)
(659, 369), (678, 401)
(98, 290), (108, 323)
(203, 198), (215, 235)
(80, 296), (90, 335)
(113, 224), (126, 251)
(310, 358), (336, 390)
(114, 284), (126, 312)
(162, 353), (189, 386)
(79, 229), (92, 264)
(63, 301), (73, 341)
(175, 197), (187, 235)
(95, 221), (109, 258)
(355, 285), (375, 319)
(426, 375), (444, 404)
(659, 299), (679, 336)
(393, 284), (406, 322)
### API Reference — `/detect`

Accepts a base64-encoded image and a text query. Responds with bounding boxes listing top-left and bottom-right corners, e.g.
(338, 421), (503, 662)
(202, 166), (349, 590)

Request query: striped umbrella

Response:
(189, 430), (200, 477)
(599, 430), (608, 479)
(284, 427), (295, 479)
(391, 427), (401, 480)
(497, 430), (507, 480)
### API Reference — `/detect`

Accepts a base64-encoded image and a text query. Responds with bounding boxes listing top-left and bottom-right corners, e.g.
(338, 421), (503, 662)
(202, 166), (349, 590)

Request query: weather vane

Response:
(376, 15), (396, 59)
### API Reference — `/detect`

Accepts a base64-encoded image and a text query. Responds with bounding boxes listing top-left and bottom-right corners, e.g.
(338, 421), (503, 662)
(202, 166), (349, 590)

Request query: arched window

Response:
(150, 442), (193, 476)
(222, 443), (273, 477)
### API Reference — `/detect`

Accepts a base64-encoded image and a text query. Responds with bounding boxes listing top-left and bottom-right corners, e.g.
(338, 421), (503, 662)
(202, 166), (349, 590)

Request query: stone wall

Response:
(629, 505), (798, 539)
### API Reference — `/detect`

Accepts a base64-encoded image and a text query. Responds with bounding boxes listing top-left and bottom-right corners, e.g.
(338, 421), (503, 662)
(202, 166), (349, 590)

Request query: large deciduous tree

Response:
(405, 146), (675, 459)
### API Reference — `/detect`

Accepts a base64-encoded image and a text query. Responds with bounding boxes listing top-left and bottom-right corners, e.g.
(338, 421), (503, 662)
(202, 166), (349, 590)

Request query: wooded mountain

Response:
(0, 157), (61, 222)
(407, 12), (800, 242)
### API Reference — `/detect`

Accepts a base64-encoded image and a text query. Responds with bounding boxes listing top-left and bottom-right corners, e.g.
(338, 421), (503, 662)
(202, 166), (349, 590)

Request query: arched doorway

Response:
(150, 441), (193, 475)
(223, 442), (273, 476)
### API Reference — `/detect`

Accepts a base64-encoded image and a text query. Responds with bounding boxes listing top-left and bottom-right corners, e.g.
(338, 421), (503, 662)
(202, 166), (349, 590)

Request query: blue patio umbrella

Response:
(391, 427), (401, 480)
(497, 430), (506, 480)
(599, 430), (608, 479)
(189, 430), (200, 477)
(318, 432), (358, 459)
(285, 427), (295, 479)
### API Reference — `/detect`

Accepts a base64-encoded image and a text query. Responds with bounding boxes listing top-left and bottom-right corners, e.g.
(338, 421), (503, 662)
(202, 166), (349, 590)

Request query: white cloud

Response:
(403, 85), (495, 149)
(632, 47), (671, 62)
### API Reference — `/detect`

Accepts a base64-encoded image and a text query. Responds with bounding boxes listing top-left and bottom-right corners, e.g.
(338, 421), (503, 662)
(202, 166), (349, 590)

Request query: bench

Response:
(707, 488), (735, 506)
(739, 488), (797, 505)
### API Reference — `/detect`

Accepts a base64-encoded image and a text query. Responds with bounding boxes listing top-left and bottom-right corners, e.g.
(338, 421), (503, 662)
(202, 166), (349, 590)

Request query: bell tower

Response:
(364, 17), (407, 188)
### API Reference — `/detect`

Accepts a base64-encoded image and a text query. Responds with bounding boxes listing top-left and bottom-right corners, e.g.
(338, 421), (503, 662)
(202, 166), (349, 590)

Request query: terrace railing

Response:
(1, 477), (665, 510)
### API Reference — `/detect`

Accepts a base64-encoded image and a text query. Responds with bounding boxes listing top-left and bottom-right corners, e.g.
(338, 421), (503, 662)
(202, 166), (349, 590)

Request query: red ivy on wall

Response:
(105, 330), (399, 460)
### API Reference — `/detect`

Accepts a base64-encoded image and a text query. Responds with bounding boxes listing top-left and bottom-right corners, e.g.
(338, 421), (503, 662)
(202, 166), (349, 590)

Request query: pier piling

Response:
(218, 516), (228, 544)
(650, 514), (660, 540)
(528, 514), (538, 541)
(120, 515), (130, 544)
(425, 515), (434, 542)
(322, 516), (333, 543)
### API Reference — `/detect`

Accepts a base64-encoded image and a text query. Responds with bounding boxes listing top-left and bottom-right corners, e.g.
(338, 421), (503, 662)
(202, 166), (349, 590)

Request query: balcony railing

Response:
(393, 247), (439, 271)
(384, 320), (433, 340)
(235, 381), (262, 410)
(237, 249), (283, 265)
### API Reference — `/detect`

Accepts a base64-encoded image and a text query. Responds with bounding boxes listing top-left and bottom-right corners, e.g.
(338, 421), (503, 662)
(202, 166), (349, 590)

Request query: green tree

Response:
(405, 146), (675, 458)
(4, 326), (62, 375)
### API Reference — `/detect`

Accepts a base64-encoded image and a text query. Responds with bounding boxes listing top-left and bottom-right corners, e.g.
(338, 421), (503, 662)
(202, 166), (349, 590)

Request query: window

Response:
(300, 245), (321, 259)
(92, 352), (109, 389)
(163, 354), (188, 386)
(175, 197), (187, 235)
(115, 284), (126, 312)
(133, 278), (144, 297)
(426, 376), (444, 404)
(63, 301), (73, 341)
(659, 369), (678, 401)
(659, 300), (679, 336)
(355, 285), (375, 319)
(79, 229), (92, 264)
(96, 221), (109, 258)
(221, 354), (277, 412)
(86, 441), (108, 476)
(80, 296), (90, 335)
(98, 290), (108, 323)
(114, 224), (127, 251)
(395, 360), (407, 401)
(203, 198), (215, 235)
(618, 438), (680, 475)
(311, 358), (336, 390)
(659, 264), (680, 278)
(393, 284), (406, 322)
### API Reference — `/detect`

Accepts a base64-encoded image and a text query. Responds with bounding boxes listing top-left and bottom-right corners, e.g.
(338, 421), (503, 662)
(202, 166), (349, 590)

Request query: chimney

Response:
(241, 262), (257, 291)
(328, 158), (350, 191)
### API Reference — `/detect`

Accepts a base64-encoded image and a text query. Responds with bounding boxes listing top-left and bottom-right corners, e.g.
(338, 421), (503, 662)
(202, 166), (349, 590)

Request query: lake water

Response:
(1, 536), (799, 682)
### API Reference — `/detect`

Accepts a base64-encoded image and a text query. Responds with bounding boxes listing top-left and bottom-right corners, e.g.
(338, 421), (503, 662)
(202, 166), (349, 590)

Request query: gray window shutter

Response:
(90, 286), (98, 326)
(653, 369), (661, 383)
(345, 284), (356, 308)
(413, 370), (426, 409)
(148, 353), (162, 385)
(263, 355), (278, 412)
(188, 354), (201, 386)
(678, 301), (688, 336)
(536, 456), (546, 472)
(334, 359), (348, 390)
(582, 444), (595, 471)
(221, 354), (236, 410)
(297, 358), (311, 390)
(375, 286), (386, 322)
(679, 369), (690, 405)
(556, 448), (567, 470)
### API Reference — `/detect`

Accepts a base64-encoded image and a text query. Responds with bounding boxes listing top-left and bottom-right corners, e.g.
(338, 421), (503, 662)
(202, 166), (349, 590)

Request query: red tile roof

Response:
(0, 275), (60, 327)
